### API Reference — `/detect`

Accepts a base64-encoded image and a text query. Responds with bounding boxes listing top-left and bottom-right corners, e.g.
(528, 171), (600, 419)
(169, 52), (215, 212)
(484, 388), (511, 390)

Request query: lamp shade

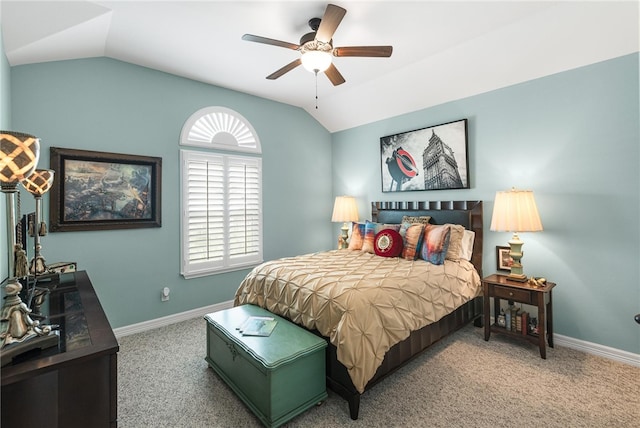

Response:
(0, 131), (41, 184)
(22, 169), (55, 196)
(331, 196), (359, 223)
(490, 188), (543, 232)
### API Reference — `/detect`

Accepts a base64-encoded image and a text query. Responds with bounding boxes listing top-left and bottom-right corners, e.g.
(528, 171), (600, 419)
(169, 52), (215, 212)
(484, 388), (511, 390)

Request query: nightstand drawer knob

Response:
(509, 292), (514, 296)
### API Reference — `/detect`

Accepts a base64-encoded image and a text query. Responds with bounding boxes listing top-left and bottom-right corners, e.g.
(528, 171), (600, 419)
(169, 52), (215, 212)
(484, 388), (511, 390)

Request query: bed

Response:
(234, 200), (484, 419)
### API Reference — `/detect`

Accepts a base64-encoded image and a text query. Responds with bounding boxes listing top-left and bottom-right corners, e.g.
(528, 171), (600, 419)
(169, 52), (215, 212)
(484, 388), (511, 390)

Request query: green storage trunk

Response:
(205, 305), (327, 428)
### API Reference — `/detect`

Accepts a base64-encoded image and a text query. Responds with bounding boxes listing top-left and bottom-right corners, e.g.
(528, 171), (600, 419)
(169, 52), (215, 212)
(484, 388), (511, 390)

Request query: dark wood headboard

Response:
(371, 200), (483, 277)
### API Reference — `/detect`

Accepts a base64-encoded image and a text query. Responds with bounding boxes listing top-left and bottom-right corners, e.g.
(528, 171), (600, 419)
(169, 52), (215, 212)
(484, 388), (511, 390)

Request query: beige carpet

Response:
(117, 317), (639, 427)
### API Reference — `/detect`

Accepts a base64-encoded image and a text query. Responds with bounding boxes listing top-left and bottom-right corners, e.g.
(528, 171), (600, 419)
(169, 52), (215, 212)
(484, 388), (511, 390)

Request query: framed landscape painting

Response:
(380, 118), (469, 192)
(49, 147), (162, 232)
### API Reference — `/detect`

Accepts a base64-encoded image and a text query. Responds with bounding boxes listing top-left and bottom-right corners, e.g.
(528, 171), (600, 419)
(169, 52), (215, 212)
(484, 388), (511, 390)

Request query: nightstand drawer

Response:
(492, 285), (532, 303)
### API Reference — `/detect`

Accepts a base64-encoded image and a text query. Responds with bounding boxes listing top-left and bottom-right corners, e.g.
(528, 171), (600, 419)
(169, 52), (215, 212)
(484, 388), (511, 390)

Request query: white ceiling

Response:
(1, 1), (638, 132)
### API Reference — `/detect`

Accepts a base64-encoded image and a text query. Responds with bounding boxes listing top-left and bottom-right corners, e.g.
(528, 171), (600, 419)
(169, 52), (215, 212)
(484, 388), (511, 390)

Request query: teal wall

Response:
(0, 25), (9, 128)
(6, 49), (639, 355)
(10, 58), (333, 328)
(332, 53), (640, 354)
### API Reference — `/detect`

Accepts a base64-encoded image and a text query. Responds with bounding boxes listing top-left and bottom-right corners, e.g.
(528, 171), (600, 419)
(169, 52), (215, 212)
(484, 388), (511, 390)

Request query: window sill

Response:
(181, 261), (263, 280)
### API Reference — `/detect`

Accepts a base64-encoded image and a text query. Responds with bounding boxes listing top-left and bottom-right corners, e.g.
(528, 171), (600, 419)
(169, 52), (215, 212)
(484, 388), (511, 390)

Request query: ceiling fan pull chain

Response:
(315, 70), (319, 109)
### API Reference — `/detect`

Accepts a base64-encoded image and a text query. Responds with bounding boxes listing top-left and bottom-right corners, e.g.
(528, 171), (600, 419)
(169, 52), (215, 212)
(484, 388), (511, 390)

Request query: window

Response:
(180, 107), (262, 278)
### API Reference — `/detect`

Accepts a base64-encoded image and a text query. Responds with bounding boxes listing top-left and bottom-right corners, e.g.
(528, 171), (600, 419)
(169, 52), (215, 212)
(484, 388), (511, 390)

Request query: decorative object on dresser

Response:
(483, 274), (555, 359)
(0, 131), (58, 363)
(380, 119), (469, 192)
(49, 147), (162, 232)
(331, 195), (359, 249)
(489, 188), (543, 281)
(236, 200), (484, 420)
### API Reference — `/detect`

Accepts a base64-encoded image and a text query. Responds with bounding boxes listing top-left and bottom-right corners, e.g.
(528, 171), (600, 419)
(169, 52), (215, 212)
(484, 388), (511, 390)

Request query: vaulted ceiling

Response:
(2, 1), (638, 132)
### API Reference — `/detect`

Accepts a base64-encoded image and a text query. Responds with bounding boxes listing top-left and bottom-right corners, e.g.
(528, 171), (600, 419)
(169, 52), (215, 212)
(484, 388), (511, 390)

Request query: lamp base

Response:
(338, 222), (350, 249)
(508, 233), (528, 281)
(506, 272), (528, 282)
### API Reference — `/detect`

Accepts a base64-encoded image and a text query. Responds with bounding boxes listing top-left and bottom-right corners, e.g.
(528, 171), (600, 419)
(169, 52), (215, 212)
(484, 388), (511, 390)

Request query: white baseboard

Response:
(115, 305), (640, 369)
(553, 333), (640, 368)
(113, 300), (234, 338)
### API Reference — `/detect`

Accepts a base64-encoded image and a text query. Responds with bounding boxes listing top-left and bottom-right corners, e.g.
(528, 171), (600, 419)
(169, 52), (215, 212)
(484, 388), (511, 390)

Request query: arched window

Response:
(180, 106), (261, 153)
(180, 107), (262, 278)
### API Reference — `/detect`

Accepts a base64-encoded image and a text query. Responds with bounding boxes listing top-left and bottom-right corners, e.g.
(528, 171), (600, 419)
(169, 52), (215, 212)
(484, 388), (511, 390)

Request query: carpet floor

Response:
(117, 317), (639, 427)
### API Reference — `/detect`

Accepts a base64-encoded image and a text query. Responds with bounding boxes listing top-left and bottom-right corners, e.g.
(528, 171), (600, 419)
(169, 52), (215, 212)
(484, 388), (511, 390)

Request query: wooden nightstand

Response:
(483, 274), (556, 359)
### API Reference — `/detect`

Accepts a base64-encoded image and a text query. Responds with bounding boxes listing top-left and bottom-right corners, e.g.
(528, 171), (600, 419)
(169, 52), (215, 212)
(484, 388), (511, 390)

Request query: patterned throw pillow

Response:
(348, 222), (366, 250)
(362, 222), (402, 253)
(361, 221), (378, 253)
(374, 229), (404, 257)
(401, 215), (431, 225)
(420, 224), (451, 265)
(400, 223), (425, 260)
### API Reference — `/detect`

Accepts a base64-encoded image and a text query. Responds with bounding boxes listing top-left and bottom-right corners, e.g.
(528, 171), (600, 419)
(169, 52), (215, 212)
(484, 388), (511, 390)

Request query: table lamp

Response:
(1, 131), (40, 279)
(490, 188), (543, 281)
(0, 131), (55, 355)
(21, 169), (55, 275)
(331, 196), (359, 249)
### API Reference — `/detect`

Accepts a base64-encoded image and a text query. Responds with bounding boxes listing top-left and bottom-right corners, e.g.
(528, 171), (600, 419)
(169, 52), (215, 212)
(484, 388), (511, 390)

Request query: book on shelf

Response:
(505, 306), (519, 331)
(238, 316), (278, 337)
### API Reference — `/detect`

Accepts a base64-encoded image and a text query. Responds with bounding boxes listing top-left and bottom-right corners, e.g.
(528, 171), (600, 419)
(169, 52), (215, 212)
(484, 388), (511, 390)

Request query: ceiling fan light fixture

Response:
(301, 49), (332, 73)
(242, 3), (390, 85)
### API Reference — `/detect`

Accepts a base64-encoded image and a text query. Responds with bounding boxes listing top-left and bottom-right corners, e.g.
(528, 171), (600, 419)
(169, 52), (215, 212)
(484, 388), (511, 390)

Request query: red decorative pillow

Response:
(374, 229), (404, 258)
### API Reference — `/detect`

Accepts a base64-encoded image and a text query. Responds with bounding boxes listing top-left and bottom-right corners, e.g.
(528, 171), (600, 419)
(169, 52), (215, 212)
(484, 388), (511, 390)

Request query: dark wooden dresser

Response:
(1, 271), (118, 428)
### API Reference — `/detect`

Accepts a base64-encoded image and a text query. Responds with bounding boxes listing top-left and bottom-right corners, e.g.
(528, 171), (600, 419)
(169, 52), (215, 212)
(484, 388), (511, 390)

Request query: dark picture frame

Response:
(496, 246), (513, 271)
(49, 147), (162, 232)
(380, 118), (469, 192)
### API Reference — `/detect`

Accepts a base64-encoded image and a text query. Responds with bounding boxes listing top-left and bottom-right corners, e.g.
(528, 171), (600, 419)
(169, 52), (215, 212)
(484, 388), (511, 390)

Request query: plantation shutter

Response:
(228, 157), (261, 261)
(181, 150), (262, 278)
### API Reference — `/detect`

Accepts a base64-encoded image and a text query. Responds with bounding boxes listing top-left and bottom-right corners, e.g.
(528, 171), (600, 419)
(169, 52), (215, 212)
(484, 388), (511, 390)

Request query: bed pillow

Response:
(445, 223), (466, 260)
(400, 223), (425, 260)
(362, 222), (402, 253)
(459, 230), (476, 261)
(374, 229), (404, 258)
(420, 224), (451, 265)
(401, 215), (431, 225)
(348, 222), (366, 250)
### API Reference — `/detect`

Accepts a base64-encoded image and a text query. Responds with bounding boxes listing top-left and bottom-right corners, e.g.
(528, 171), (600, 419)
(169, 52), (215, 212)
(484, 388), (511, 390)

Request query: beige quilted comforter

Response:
(234, 249), (481, 393)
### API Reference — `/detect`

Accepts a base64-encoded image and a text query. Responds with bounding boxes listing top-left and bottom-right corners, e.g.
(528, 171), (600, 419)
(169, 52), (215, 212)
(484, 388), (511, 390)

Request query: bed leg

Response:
(473, 315), (483, 328)
(348, 395), (360, 420)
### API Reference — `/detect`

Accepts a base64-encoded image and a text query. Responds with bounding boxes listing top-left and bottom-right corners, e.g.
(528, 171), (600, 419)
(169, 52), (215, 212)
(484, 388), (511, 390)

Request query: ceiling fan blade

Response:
(333, 46), (393, 57)
(266, 58), (302, 80)
(315, 4), (346, 44)
(242, 34), (299, 50)
(324, 63), (345, 86)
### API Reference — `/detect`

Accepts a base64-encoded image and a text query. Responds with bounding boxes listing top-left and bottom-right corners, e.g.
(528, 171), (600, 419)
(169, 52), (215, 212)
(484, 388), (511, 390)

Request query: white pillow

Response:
(459, 230), (475, 261)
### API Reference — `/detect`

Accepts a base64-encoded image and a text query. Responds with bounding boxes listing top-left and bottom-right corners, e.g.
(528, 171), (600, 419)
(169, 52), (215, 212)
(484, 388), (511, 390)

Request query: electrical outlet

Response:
(161, 287), (170, 302)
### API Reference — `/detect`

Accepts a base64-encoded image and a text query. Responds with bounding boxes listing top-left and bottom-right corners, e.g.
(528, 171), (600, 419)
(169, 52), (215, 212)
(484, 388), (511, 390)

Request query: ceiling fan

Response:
(242, 3), (393, 86)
